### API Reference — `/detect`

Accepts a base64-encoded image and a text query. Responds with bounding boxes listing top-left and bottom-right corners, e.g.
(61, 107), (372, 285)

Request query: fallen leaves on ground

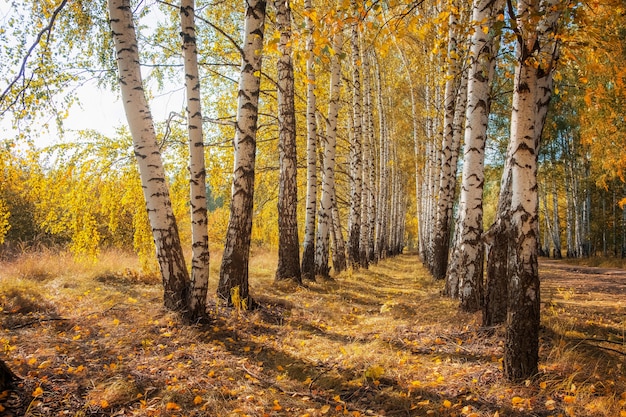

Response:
(0, 250), (624, 416)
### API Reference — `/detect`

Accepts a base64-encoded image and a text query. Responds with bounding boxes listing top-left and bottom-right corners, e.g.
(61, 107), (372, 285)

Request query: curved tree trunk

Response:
(301, 0), (317, 281)
(108, 0), (190, 314)
(274, 0), (301, 283)
(181, 0), (209, 320)
(218, 0), (267, 306)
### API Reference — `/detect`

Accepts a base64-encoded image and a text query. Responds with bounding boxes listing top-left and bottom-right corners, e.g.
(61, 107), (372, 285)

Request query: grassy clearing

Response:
(0, 250), (625, 416)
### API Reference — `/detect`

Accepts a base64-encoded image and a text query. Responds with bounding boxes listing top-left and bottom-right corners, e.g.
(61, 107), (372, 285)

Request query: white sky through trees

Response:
(0, 2), (186, 148)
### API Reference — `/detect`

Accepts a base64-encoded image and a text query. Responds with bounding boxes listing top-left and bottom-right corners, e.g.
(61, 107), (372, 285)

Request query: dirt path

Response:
(540, 259), (626, 296)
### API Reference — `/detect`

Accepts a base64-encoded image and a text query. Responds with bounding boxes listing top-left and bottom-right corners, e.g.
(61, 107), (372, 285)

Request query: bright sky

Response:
(61, 80), (185, 142)
(0, 1), (186, 148)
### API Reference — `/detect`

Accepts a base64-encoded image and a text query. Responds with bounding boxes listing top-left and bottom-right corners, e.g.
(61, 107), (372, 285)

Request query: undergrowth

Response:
(0, 250), (624, 416)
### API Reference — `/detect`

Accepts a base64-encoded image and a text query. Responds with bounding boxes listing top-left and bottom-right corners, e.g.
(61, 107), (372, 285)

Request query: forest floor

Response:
(0, 250), (625, 417)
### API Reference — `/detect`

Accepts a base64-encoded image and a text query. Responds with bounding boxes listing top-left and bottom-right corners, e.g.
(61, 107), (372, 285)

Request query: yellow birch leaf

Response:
(545, 399), (556, 410)
(193, 395), (203, 405)
(33, 387), (44, 397)
(512, 396), (525, 406)
(166, 402), (181, 410)
(320, 404), (331, 414)
(273, 400), (282, 411)
(482, 26), (489, 34)
(443, 399), (452, 408)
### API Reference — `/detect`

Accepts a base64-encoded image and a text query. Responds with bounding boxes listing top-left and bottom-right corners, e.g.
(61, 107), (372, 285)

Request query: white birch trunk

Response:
(315, 27), (343, 278)
(347, 0), (363, 269)
(374, 54), (389, 261)
(431, 7), (461, 280)
(218, 0), (267, 305)
(446, 0), (502, 309)
(359, 43), (373, 267)
(503, 0), (562, 381)
(108, 0), (190, 313)
(181, 0), (209, 320)
(301, 0), (317, 280)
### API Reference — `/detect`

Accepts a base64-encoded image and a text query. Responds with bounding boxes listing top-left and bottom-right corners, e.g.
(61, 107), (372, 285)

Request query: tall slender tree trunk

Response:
(552, 179), (562, 258)
(446, 0), (502, 310)
(347, 0), (363, 269)
(315, 27), (343, 279)
(363, 49), (377, 263)
(108, 0), (190, 313)
(374, 54), (389, 261)
(274, 0), (301, 283)
(431, 6), (461, 280)
(218, 0), (267, 305)
(359, 42), (373, 267)
(181, 0), (209, 320)
(331, 193), (347, 273)
(501, 0), (562, 381)
(301, 0), (317, 281)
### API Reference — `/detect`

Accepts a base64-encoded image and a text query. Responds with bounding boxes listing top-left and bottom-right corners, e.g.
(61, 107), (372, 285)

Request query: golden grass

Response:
(0, 250), (624, 416)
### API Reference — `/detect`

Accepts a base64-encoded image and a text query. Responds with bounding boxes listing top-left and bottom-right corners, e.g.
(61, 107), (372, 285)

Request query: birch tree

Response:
(181, 0), (209, 320)
(359, 43), (374, 267)
(485, 0), (563, 380)
(315, 25), (343, 279)
(347, 0), (363, 269)
(445, 0), (503, 310)
(108, 0), (190, 314)
(218, 0), (267, 305)
(274, 0), (301, 283)
(301, 0), (318, 281)
(431, 5), (462, 280)
(374, 54), (389, 261)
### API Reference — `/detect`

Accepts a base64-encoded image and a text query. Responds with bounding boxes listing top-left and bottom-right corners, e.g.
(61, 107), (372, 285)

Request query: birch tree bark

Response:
(501, 0), (562, 381)
(181, 0), (209, 320)
(274, 0), (301, 283)
(315, 27), (343, 279)
(108, 0), (190, 313)
(359, 43), (374, 267)
(445, 0), (502, 310)
(347, 0), (363, 269)
(301, 0), (318, 281)
(218, 0), (267, 305)
(431, 6), (461, 280)
(374, 54), (389, 261)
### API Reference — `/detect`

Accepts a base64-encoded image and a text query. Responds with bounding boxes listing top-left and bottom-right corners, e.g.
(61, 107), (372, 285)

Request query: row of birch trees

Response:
(105, 0), (412, 320)
(417, 0), (626, 380)
(3, 0), (626, 382)
(418, 0), (565, 380)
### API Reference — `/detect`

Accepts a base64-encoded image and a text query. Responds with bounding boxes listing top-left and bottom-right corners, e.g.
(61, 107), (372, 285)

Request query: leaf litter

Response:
(0, 250), (624, 416)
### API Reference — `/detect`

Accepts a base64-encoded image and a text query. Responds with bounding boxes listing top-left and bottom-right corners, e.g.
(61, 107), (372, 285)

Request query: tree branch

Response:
(0, 0), (70, 117)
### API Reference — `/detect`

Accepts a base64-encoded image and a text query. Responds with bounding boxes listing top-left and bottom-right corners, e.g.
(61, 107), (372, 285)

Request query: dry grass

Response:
(0, 250), (624, 416)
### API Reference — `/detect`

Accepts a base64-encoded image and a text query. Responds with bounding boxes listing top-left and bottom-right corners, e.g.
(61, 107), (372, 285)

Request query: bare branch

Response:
(0, 0), (70, 117)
